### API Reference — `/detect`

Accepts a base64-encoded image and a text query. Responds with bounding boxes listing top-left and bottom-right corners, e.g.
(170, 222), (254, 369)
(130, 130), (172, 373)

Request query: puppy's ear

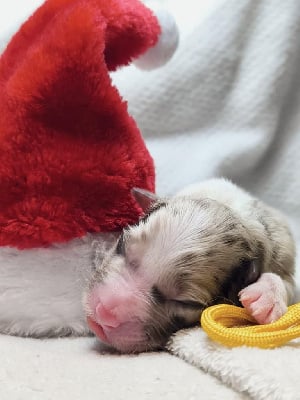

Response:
(131, 188), (158, 213)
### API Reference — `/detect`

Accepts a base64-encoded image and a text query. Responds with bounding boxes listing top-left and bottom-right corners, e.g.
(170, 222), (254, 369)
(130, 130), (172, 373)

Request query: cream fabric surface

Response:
(1, 334), (247, 400)
(168, 328), (300, 400)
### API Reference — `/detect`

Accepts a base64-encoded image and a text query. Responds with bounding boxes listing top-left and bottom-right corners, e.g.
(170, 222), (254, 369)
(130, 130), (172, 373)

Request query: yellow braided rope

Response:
(200, 303), (300, 349)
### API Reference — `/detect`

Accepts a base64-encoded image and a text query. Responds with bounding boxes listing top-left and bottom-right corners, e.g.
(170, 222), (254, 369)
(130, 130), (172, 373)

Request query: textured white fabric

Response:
(1, 0), (300, 399)
(0, 334), (245, 400)
(114, 0), (300, 208)
(168, 329), (300, 400)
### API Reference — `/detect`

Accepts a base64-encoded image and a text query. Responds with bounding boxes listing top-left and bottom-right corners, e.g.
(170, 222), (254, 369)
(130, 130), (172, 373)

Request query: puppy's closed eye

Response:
(151, 286), (203, 310)
(151, 286), (166, 304)
(171, 299), (204, 309)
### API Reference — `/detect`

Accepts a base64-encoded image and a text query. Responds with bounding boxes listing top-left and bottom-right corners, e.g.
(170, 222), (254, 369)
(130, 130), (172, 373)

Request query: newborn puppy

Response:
(84, 178), (295, 353)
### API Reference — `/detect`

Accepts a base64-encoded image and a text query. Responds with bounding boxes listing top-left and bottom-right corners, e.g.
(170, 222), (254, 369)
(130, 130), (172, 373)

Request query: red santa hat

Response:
(0, 0), (178, 250)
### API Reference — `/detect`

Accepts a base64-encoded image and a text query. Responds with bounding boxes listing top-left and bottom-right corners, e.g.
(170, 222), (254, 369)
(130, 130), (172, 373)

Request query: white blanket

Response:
(168, 329), (300, 400)
(1, 0), (300, 399)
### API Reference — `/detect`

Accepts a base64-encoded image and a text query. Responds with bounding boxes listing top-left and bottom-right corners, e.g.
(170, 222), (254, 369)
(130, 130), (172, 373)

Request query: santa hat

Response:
(0, 0), (178, 250)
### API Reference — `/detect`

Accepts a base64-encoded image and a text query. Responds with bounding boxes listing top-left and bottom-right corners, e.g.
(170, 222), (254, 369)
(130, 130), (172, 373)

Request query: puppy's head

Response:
(84, 189), (259, 353)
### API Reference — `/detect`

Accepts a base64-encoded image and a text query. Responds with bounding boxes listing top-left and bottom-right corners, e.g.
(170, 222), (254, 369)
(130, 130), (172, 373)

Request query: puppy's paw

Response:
(239, 273), (288, 324)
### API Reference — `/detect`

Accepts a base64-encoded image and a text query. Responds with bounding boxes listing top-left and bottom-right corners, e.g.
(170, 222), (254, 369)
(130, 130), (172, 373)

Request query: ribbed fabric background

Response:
(114, 0), (300, 220)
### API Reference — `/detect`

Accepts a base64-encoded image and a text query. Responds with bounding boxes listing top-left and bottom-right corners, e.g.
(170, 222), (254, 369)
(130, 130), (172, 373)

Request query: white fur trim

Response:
(0, 233), (112, 337)
(134, 4), (179, 70)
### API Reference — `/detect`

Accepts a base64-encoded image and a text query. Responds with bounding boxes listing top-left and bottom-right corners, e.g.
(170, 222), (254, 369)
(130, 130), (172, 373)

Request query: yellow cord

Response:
(200, 303), (300, 349)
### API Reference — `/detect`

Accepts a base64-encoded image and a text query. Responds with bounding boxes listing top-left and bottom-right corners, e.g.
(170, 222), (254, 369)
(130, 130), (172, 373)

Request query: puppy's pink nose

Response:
(95, 302), (121, 328)
(89, 281), (148, 330)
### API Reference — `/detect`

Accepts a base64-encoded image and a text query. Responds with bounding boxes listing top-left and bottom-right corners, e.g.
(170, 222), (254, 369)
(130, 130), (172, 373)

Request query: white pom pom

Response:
(134, 4), (179, 70)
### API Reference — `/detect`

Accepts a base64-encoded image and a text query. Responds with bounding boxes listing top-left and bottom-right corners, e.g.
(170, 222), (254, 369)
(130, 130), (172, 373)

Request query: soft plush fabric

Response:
(0, 334), (247, 400)
(168, 328), (300, 400)
(0, 0), (158, 249)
